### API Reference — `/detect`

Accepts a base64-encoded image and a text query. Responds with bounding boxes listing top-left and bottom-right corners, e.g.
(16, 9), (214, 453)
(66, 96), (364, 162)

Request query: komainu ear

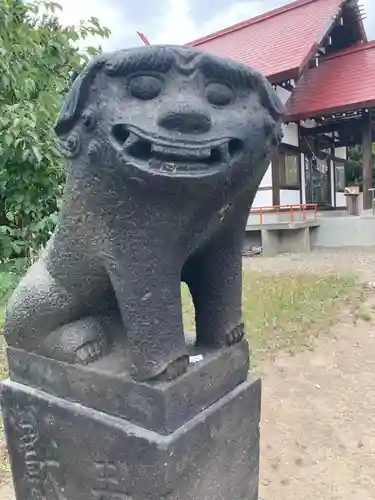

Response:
(259, 78), (285, 121)
(54, 57), (104, 137)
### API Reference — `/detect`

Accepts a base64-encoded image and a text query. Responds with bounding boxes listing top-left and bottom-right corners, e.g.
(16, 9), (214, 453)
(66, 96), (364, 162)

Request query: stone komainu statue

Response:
(4, 45), (284, 382)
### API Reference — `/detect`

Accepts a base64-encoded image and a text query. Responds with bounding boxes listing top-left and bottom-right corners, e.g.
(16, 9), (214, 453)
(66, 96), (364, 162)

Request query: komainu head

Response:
(55, 45), (284, 183)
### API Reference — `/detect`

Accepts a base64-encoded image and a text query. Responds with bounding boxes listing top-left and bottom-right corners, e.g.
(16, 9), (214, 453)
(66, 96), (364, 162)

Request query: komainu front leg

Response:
(107, 257), (189, 382)
(184, 227), (245, 348)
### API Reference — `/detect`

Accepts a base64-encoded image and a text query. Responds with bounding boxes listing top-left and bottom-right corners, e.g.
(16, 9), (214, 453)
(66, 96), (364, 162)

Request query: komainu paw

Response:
(226, 322), (245, 346)
(153, 355), (190, 383)
(44, 317), (108, 365)
(75, 335), (107, 365)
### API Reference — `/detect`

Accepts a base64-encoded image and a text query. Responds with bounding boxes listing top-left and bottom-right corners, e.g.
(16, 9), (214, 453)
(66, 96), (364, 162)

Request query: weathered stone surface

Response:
(4, 44), (284, 383)
(1, 375), (261, 500)
(7, 338), (249, 434)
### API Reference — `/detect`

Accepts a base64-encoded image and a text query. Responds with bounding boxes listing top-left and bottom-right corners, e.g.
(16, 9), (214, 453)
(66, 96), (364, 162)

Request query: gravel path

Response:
(245, 248), (375, 280)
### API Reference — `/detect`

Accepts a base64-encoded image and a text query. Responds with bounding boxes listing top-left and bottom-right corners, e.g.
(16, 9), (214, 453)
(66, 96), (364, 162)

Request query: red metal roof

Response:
(188, 0), (347, 82)
(285, 42), (375, 120)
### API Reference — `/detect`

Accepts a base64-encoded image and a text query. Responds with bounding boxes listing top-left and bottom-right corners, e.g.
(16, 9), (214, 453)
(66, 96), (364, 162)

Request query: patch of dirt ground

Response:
(1, 249), (375, 499)
(254, 249), (375, 500)
(0, 483), (12, 500)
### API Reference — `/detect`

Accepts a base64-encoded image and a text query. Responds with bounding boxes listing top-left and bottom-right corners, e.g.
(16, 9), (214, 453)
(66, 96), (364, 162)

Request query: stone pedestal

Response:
(1, 340), (261, 500)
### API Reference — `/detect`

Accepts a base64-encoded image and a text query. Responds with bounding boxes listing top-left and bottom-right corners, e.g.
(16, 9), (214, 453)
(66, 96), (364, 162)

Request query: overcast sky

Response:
(57, 0), (374, 51)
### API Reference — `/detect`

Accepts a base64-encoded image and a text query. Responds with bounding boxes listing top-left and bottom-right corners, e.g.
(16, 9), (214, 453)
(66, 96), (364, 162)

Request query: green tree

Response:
(346, 144), (375, 188)
(0, 0), (110, 261)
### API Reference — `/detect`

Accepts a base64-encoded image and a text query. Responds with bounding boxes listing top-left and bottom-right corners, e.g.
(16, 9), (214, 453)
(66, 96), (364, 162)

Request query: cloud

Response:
(56, 0), (134, 50)
(362, 0), (375, 40)
(151, 0), (272, 45)
(56, 0), (290, 50)
(56, 0), (375, 52)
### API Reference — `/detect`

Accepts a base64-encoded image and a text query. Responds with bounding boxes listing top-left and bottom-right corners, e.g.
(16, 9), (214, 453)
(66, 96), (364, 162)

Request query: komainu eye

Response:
(205, 82), (234, 107)
(129, 75), (163, 100)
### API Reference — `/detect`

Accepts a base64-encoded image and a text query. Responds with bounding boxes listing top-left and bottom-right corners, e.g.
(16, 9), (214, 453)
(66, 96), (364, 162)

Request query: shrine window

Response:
(279, 146), (300, 189)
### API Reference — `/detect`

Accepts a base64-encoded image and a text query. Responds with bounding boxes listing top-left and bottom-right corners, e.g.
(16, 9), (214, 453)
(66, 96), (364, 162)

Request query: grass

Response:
(357, 310), (372, 323)
(182, 269), (356, 367)
(242, 271), (355, 363)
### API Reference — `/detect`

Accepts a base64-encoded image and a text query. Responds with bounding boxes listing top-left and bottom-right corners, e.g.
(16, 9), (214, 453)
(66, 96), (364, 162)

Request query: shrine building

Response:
(188, 0), (374, 212)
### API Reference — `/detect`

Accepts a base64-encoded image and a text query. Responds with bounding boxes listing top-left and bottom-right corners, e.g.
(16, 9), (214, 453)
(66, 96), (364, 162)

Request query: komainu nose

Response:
(158, 104), (212, 134)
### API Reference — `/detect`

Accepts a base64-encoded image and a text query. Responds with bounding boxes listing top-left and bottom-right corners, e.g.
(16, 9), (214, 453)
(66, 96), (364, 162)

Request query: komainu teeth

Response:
(121, 129), (230, 173)
(160, 162), (177, 173)
(151, 144), (211, 159)
(218, 144), (230, 162)
(192, 147), (211, 159)
(149, 158), (162, 170)
(151, 144), (171, 155)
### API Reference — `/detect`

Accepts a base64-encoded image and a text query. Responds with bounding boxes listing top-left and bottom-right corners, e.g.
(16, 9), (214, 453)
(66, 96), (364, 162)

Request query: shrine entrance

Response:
(304, 152), (331, 208)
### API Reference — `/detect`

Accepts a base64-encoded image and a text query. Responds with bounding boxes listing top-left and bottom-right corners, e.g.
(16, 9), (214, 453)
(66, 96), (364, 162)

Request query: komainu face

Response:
(56, 45), (284, 182)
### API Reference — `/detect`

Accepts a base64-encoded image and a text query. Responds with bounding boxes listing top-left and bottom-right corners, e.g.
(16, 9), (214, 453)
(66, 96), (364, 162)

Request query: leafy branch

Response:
(0, 0), (110, 262)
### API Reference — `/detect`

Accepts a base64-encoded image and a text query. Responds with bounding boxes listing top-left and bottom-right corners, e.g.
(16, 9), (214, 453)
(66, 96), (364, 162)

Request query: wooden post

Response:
(271, 148), (280, 206)
(362, 112), (373, 211)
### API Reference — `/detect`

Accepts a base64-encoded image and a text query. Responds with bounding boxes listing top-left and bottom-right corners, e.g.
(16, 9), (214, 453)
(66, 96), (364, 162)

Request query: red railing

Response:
(250, 203), (318, 225)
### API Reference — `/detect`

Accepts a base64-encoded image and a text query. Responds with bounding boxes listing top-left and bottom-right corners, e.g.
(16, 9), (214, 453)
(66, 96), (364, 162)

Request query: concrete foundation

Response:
(261, 226), (310, 257)
(245, 212), (375, 254)
(311, 214), (375, 248)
